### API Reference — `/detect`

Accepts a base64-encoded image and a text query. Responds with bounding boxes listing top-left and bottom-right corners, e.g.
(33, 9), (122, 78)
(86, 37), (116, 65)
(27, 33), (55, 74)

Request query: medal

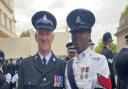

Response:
(54, 75), (57, 87)
(56, 76), (59, 87)
(84, 74), (89, 79)
(59, 76), (63, 87)
(85, 67), (89, 79)
(80, 74), (83, 80)
(80, 67), (85, 80)
(85, 67), (89, 72)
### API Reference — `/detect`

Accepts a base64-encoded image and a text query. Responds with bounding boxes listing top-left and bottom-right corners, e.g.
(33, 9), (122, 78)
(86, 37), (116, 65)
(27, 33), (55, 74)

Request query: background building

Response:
(115, 5), (128, 52)
(0, 0), (16, 37)
(0, 31), (70, 59)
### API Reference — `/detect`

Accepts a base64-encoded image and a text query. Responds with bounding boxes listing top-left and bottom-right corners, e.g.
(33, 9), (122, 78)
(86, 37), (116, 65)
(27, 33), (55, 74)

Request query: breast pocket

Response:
(24, 79), (39, 87)
(76, 77), (94, 89)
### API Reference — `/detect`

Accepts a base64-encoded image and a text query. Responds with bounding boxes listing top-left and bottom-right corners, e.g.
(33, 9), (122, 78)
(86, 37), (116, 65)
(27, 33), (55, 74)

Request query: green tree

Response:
(20, 30), (30, 37)
(121, 4), (128, 16)
(95, 41), (117, 54)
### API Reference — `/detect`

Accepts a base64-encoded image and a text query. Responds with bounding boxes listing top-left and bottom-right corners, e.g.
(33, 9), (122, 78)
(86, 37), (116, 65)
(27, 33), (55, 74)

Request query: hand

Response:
(5, 73), (12, 83)
(11, 74), (19, 83)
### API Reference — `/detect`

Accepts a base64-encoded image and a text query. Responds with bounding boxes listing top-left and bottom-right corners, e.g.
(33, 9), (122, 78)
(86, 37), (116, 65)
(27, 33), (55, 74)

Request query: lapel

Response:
(45, 52), (57, 74)
(32, 52), (57, 75)
(33, 53), (44, 73)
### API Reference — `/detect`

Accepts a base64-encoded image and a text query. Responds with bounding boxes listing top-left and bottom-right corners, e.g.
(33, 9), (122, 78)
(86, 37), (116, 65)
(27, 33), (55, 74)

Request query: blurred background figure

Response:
(114, 35), (128, 89)
(6, 58), (16, 89)
(0, 50), (12, 89)
(64, 42), (76, 61)
(15, 57), (22, 73)
(88, 39), (95, 50)
(100, 32), (116, 89)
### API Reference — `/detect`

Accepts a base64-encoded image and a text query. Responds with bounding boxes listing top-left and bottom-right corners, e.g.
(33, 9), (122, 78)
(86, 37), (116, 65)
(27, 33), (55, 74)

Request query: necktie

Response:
(43, 58), (46, 66)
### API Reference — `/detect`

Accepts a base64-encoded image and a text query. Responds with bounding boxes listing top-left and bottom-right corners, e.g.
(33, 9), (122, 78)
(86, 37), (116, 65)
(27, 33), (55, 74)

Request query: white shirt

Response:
(38, 51), (52, 64)
(65, 47), (110, 89)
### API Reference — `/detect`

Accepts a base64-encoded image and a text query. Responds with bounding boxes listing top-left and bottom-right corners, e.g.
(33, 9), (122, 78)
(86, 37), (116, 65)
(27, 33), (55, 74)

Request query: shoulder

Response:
(21, 55), (34, 65)
(91, 50), (106, 59)
(55, 56), (67, 64)
(90, 50), (107, 63)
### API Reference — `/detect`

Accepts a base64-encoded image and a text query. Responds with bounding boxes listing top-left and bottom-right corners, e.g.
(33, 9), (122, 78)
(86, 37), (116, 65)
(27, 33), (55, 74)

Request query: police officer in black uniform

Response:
(100, 32), (116, 89)
(64, 42), (76, 61)
(0, 50), (12, 89)
(114, 35), (128, 89)
(18, 11), (66, 89)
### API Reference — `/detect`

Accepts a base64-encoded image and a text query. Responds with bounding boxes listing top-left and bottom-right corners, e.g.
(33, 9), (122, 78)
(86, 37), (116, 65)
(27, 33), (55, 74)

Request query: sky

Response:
(13, 0), (127, 45)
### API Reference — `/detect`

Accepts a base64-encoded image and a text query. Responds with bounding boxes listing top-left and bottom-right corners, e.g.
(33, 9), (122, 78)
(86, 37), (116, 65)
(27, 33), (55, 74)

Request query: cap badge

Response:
(76, 16), (81, 23)
(35, 14), (54, 26)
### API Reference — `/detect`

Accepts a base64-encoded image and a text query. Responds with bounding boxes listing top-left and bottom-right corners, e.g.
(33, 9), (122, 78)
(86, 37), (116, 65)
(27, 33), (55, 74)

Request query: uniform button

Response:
(82, 53), (85, 57)
(43, 78), (47, 81)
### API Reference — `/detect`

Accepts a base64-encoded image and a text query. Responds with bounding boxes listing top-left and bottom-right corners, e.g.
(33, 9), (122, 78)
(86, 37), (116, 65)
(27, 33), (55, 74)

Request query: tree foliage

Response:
(121, 4), (128, 16)
(95, 41), (117, 54)
(19, 30), (30, 37)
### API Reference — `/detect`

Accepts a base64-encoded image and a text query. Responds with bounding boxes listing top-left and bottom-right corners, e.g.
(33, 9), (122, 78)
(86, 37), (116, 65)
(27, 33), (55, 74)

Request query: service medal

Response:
(84, 74), (89, 79)
(80, 74), (84, 80)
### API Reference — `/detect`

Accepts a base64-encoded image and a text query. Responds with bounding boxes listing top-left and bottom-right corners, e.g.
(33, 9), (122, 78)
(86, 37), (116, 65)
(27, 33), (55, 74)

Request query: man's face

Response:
(67, 50), (76, 59)
(35, 29), (54, 53)
(71, 31), (90, 53)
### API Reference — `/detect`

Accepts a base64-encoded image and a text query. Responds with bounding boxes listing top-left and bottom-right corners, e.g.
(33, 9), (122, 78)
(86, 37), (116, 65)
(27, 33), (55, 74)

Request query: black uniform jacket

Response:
(100, 46), (116, 88)
(114, 47), (128, 89)
(18, 52), (66, 89)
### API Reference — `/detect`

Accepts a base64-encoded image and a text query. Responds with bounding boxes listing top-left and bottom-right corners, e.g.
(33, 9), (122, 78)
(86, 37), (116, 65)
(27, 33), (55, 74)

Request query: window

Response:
(4, 13), (7, 26)
(9, 19), (12, 31)
(7, 17), (10, 30)
(0, 9), (2, 24)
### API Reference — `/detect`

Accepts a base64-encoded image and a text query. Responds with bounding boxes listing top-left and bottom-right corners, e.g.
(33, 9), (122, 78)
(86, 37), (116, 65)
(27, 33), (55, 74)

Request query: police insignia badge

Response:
(76, 16), (81, 23)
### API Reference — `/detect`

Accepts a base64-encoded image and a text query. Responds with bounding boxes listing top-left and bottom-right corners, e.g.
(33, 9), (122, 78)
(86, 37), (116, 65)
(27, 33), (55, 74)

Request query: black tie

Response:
(43, 58), (46, 66)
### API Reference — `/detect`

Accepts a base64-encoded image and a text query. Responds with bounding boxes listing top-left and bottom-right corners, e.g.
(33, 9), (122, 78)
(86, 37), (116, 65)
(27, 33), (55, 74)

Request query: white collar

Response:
(38, 51), (52, 64)
(77, 47), (90, 60)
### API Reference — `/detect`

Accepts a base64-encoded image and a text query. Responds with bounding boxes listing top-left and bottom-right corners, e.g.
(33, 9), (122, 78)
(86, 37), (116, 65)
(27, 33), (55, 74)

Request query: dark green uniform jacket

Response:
(18, 53), (66, 89)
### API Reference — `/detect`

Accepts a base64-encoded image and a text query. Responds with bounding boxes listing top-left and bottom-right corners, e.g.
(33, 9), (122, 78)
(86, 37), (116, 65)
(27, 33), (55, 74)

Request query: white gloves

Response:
(11, 74), (19, 83)
(5, 73), (12, 83)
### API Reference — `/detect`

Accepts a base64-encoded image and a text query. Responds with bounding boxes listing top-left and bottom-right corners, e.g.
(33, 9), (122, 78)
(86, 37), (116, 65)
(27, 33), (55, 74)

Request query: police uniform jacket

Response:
(0, 70), (10, 89)
(65, 48), (110, 89)
(114, 47), (128, 89)
(100, 46), (116, 88)
(18, 52), (66, 89)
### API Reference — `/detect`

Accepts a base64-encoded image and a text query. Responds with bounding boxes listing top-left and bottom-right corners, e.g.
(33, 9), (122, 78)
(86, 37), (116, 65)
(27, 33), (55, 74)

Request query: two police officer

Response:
(65, 9), (110, 89)
(18, 11), (66, 89)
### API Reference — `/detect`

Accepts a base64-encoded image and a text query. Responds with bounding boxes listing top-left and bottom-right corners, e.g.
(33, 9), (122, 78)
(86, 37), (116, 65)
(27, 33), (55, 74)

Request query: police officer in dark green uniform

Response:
(18, 11), (66, 89)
